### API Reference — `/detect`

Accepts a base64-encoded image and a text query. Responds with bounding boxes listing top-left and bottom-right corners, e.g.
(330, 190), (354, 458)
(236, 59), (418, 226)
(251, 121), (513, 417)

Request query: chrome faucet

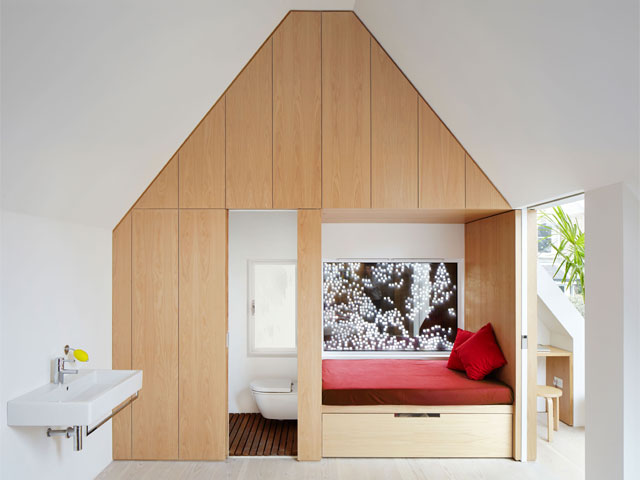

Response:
(54, 356), (78, 384)
(53, 345), (89, 384)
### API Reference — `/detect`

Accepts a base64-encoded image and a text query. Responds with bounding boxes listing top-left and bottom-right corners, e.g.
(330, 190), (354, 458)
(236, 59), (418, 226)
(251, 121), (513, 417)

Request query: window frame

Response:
(247, 259), (297, 357)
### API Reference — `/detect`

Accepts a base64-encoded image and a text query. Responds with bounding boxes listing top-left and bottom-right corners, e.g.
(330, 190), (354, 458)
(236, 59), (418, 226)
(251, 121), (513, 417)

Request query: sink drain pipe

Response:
(47, 426), (83, 451)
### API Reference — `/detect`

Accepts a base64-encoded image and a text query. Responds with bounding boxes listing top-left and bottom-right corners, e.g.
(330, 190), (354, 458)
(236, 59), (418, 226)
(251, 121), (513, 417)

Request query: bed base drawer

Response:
(322, 412), (512, 458)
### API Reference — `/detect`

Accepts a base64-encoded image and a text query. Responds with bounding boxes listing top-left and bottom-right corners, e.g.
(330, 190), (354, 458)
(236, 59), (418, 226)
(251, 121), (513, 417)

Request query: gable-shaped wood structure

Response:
(113, 11), (519, 463)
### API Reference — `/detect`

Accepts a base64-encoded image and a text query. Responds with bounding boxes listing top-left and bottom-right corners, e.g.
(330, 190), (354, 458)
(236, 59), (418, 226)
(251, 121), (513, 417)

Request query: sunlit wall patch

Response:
(323, 262), (458, 351)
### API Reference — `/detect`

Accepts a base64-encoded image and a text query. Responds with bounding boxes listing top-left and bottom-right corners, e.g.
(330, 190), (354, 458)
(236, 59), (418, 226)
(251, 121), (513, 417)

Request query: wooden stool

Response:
(537, 385), (562, 442)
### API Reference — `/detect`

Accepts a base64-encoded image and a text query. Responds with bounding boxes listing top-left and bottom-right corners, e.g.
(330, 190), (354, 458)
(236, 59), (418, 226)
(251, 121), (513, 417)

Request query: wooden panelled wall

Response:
(121, 11), (508, 219)
(113, 10), (516, 462)
(113, 207), (228, 460)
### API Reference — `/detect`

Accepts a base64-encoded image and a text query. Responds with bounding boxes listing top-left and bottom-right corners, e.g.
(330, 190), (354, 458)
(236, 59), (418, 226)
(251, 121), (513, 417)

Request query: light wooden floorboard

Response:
(99, 414), (584, 480)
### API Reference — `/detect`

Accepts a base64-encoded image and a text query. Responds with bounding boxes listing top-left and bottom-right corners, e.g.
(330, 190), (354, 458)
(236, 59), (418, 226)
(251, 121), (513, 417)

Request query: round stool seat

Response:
(537, 385), (562, 398)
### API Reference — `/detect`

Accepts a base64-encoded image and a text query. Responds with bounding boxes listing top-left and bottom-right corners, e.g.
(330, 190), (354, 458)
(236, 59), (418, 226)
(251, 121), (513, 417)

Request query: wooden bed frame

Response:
(322, 404), (513, 458)
(317, 211), (522, 460)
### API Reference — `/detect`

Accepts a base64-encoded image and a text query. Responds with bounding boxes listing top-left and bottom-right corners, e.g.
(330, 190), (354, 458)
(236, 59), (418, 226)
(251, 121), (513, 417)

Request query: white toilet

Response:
(250, 378), (298, 420)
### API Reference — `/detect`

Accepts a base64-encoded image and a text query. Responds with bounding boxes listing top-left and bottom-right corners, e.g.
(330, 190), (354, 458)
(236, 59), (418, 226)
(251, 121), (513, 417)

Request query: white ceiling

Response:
(2, 0), (637, 228)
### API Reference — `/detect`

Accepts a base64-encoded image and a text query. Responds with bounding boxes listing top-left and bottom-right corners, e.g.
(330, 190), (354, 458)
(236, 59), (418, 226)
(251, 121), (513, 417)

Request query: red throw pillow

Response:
(456, 323), (507, 380)
(447, 328), (474, 371)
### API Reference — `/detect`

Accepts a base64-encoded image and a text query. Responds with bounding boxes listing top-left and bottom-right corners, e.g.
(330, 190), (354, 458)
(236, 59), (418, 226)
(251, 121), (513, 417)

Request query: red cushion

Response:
(446, 328), (474, 371)
(456, 323), (507, 380)
(322, 359), (514, 405)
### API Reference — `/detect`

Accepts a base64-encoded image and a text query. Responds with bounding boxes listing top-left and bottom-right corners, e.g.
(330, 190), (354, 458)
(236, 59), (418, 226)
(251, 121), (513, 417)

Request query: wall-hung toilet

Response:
(250, 378), (297, 420)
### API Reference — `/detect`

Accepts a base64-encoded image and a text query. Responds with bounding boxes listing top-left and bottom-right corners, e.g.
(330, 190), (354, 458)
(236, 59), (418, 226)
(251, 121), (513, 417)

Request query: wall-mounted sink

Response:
(7, 369), (142, 428)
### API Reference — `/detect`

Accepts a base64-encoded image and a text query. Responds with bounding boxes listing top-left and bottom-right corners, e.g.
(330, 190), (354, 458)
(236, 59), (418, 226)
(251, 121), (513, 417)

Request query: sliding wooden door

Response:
(297, 209), (322, 460)
(132, 209), (179, 460)
(526, 209), (538, 460)
(112, 214), (132, 459)
(179, 209), (228, 460)
(465, 210), (522, 460)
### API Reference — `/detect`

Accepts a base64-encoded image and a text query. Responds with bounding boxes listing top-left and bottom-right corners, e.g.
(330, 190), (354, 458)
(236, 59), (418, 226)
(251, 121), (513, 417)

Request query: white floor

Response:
(97, 413), (584, 480)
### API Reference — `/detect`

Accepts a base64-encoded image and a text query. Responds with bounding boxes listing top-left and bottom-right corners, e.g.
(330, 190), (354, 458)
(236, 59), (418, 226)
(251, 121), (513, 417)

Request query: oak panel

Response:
(465, 156), (510, 209)
(179, 103), (225, 208)
(135, 155), (178, 208)
(226, 41), (273, 209)
(132, 209), (179, 460)
(112, 214), (132, 459)
(546, 355), (574, 426)
(527, 209), (538, 460)
(321, 208), (508, 224)
(419, 100), (465, 208)
(179, 209), (228, 460)
(371, 41), (418, 208)
(273, 12), (322, 208)
(322, 12), (371, 208)
(465, 210), (521, 459)
(323, 413), (512, 458)
(297, 209), (322, 461)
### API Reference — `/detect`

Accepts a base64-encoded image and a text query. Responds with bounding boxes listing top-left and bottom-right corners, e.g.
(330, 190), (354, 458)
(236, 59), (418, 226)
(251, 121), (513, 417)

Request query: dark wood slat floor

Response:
(229, 413), (297, 456)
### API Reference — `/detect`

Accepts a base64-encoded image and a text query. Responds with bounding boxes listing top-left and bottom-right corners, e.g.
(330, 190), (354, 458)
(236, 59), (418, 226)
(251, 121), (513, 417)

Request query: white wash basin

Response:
(7, 369), (142, 427)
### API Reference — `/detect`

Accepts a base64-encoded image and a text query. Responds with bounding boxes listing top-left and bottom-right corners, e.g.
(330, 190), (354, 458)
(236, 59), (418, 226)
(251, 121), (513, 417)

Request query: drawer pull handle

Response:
(394, 413), (440, 418)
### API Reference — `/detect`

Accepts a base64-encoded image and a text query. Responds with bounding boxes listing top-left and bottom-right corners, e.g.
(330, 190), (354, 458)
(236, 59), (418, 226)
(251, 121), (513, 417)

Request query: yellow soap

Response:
(73, 349), (89, 362)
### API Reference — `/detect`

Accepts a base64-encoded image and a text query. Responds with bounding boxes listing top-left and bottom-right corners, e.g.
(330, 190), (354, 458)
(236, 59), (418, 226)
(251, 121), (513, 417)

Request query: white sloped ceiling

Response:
(2, 0), (637, 228)
(354, 0), (639, 207)
(0, 0), (355, 227)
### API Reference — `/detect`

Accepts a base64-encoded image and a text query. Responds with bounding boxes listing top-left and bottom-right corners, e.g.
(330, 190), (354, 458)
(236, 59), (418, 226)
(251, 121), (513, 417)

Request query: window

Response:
(323, 261), (460, 352)
(248, 260), (297, 356)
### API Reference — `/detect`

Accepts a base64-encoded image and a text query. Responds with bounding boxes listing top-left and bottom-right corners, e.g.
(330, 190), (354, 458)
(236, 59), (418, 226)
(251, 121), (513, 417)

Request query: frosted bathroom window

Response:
(248, 261), (297, 356)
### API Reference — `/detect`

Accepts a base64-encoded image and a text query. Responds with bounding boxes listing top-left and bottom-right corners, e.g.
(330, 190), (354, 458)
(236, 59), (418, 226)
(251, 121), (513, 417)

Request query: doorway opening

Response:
(527, 194), (585, 472)
(227, 210), (298, 457)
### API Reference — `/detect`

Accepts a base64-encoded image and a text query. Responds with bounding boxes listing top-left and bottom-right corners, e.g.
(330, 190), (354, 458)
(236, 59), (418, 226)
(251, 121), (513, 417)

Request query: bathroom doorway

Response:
(227, 211), (298, 457)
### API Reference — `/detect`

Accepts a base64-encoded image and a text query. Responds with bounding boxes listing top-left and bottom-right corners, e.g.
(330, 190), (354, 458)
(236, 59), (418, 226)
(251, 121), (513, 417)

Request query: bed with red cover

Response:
(322, 358), (513, 406)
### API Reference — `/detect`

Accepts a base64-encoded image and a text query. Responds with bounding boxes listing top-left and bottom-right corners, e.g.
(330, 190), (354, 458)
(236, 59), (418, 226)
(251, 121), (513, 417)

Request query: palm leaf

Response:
(538, 206), (585, 299)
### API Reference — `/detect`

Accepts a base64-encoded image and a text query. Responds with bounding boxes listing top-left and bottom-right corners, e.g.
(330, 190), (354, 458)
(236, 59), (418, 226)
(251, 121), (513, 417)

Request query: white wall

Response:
(228, 211), (298, 413)
(0, 211), (112, 480)
(585, 182), (639, 480)
(622, 184), (639, 480)
(322, 223), (464, 260)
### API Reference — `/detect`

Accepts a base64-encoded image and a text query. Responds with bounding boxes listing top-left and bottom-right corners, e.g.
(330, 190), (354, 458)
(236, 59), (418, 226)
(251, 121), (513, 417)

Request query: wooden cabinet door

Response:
(132, 209), (179, 460)
(322, 12), (371, 208)
(179, 209), (228, 460)
(465, 155), (510, 209)
(418, 100), (465, 208)
(135, 154), (178, 209)
(273, 12), (322, 209)
(179, 102), (226, 208)
(371, 41), (418, 208)
(226, 40), (273, 209)
(112, 214), (132, 459)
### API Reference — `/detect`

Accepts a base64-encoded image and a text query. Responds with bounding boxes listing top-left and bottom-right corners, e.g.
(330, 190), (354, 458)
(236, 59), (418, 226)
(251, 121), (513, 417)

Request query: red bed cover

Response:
(322, 359), (513, 406)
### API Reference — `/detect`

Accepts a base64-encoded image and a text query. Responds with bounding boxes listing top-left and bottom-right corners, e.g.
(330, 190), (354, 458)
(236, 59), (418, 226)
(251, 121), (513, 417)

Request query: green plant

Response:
(539, 206), (585, 300)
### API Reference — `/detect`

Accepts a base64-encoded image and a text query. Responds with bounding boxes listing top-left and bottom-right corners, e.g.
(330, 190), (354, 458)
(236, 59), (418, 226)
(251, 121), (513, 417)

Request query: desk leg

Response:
(546, 398), (553, 442)
(554, 397), (559, 431)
